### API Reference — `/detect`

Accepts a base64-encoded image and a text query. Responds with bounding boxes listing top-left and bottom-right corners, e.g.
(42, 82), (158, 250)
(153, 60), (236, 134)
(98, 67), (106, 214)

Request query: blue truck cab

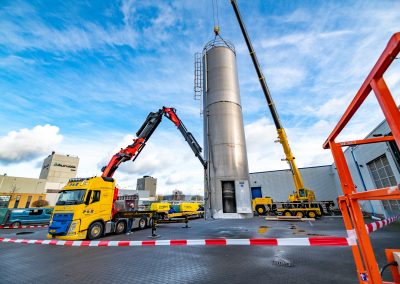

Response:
(4, 208), (53, 227)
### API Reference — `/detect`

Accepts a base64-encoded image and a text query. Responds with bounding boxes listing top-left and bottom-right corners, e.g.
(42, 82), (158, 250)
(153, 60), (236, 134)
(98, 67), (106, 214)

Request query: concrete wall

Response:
(0, 175), (46, 194)
(119, 189), (150, 199)
(250, 165), (339, 205)
(39, 152), (79, 183)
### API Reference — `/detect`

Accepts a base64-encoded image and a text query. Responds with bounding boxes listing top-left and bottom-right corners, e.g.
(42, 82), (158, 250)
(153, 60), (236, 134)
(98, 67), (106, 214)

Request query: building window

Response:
(14, 195), (21, 208)
(368, 154), (400, 216)
(0, 196), (11, 208)
(367, 154), (397, 188)
(387, 136), (400, 173)
(25, 196), (32, 208)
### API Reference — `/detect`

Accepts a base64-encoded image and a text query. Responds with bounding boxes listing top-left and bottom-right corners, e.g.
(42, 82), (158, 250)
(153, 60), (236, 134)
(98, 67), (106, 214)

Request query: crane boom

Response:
(230, 0), (306, 193)
(101, 107), (206, 178)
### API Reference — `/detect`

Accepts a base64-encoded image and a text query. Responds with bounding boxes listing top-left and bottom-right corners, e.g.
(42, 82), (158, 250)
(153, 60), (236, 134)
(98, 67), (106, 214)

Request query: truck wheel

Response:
(88, 222), (104, 240)
(138, 218), (147, 230)
(115, 221), (126, 235)
(283, 211), (292, 217)
(11, 221), (21, 227)
(307, 211), (316, 218)
(295, 211), (304, 218)
(255, 206), (266, 215)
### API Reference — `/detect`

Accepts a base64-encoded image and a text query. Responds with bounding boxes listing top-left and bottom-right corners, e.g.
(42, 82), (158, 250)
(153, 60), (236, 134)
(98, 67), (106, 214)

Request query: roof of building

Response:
(250, 164), (332, 175)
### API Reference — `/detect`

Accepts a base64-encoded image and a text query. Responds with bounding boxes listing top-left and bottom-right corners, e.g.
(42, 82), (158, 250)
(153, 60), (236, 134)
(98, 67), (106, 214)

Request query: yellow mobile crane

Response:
(230, 1), (334, 217)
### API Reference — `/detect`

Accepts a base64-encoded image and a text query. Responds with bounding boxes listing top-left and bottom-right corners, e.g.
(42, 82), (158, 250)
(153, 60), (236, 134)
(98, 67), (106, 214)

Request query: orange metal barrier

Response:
(323, 32), (400, 284)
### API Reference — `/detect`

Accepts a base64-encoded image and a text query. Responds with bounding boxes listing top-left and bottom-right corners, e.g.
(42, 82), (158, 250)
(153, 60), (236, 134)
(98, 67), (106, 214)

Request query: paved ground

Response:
(0, 216), (398, 284)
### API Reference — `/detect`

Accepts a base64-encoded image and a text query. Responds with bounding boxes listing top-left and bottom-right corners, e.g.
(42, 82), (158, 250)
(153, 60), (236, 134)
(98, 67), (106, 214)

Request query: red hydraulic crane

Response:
(100, 107), (206, 216)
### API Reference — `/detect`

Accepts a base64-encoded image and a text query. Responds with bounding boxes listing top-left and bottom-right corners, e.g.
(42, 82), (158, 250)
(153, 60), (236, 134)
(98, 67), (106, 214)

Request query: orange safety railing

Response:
(323, 32), (400, 284)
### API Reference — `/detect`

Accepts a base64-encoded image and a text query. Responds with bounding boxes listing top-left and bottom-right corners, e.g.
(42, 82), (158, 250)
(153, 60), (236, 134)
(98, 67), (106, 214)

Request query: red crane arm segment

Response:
(101, 138), (145, 178)
(162, 107), (180, 127)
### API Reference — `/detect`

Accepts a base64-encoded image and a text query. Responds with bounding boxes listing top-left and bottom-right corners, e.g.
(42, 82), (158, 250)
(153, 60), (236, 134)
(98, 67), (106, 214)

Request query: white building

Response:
(40, 151), (79, 205)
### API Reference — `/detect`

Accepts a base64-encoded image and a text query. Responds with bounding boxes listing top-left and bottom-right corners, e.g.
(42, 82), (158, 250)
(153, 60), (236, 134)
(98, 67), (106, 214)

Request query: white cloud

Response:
(116, 130), (204, 194)
(245, 117), (285, 172)
(0, 125), (63, 164)
(245, 117), (335, 173)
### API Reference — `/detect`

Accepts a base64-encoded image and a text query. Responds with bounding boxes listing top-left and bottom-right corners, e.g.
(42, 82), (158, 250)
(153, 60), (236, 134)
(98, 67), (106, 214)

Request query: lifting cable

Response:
(209, 0), (230, 48)
(211, 0), (220, 33)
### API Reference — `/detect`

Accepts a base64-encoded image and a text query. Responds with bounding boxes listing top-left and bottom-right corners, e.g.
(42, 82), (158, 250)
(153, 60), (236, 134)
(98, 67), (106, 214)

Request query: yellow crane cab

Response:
(288, 188), (316, 202)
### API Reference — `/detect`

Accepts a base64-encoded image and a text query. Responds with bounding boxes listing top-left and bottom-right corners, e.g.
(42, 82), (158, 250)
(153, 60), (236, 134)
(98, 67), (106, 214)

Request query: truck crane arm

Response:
(101, 106), (206, 178)
(230, 0), (310, 200)
(162, 107), (207, 169)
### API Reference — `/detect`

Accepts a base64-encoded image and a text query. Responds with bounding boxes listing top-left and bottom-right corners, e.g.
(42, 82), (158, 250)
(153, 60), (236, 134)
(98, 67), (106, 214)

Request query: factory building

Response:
(0, 152), (79, 208)
(250, 165), (339, 204)
(341, 119), (400, 217)
(40, 151), (80, 205)
(117, 176), (157, 209)
(0, 175), (47, 209)
(249, 118), (400, 219)
(40, 151), (79, 183)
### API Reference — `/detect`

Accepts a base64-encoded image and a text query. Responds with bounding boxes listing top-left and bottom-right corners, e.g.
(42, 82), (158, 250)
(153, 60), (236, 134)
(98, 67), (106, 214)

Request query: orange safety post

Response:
(324, 32), (400, 284)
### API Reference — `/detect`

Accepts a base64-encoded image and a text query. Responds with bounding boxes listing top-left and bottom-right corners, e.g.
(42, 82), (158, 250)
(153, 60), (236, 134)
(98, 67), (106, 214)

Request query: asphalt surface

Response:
(0, 216), (399, 284)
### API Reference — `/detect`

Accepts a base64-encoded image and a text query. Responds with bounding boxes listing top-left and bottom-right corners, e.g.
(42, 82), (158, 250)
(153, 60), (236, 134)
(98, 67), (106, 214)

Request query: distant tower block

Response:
(136, 175), (157, 197)
(202, 38), (252, 219)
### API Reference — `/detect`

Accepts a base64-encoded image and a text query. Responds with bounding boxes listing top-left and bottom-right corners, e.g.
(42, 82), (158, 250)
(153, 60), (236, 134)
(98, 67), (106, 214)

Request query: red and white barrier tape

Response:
(0, 225), (48, 229)
(0, 237), (353, 247)
(365, 215), (399, 234)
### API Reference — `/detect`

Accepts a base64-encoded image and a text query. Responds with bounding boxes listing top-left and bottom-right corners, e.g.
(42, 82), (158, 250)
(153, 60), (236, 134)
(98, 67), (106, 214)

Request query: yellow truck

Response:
(47, 177), (155, 240)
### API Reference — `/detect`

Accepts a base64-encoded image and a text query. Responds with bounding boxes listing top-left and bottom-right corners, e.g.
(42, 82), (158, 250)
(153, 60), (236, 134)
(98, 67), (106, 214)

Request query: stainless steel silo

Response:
(202, 38), (253, 219)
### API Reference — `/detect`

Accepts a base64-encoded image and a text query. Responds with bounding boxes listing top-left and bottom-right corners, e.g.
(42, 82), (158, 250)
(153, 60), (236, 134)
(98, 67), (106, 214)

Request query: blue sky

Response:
(0, 0), (399, 194)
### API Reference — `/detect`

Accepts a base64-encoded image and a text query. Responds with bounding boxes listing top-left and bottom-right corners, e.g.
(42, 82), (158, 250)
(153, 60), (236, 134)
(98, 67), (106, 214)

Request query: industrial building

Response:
(39, 151), (79, 183)
(0, 175), (47, 209)
(250, 165), (339, 204)
(117, 176), (157, 209)
(39, 151), (80, 205)
(250, 118), (400, 219)
(0, 152), (79, 208)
